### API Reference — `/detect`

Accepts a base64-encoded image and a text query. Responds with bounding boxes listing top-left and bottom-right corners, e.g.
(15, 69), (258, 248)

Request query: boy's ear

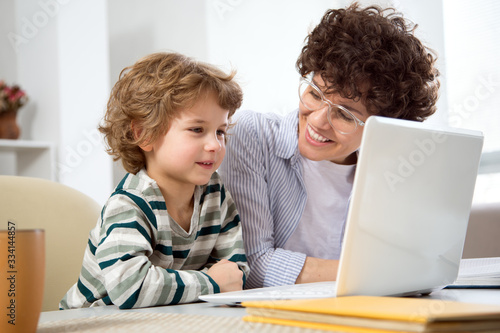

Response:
(131, 120), (153, 152)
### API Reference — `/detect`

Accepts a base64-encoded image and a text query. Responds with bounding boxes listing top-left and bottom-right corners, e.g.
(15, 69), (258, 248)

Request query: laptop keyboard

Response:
(239, 281), (337, 299)
(199, 281), (337, 304)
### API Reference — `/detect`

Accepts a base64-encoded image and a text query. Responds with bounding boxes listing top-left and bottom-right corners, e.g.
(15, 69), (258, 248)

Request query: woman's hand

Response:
(206, 259), (244, 292)
(295, 257), (339, 284)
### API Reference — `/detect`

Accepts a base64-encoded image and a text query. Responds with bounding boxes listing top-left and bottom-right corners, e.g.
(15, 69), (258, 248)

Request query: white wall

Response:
(8, 0), (114, 205)
(14, 0), (61, 143)
(205, 0), (341, 115)
(56, 1), (112, 204)
(0, 0), (18, 83)
(108, 0), (210, 83)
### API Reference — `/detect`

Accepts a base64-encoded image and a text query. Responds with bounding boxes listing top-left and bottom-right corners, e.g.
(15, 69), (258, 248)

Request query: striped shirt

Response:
(219, 109), (310, 288)
(60, 169), (248, 309)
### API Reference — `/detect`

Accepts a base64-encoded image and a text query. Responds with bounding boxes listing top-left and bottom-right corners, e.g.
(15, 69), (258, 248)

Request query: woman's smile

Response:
(306, 124), (332, 145)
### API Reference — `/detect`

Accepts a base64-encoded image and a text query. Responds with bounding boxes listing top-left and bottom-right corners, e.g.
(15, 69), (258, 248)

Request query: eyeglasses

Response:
(298, 76), (365, 135)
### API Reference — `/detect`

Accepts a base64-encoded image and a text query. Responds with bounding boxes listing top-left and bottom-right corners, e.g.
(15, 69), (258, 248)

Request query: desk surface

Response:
(40, 300), (245, 323)
(39, 288), (500, 324)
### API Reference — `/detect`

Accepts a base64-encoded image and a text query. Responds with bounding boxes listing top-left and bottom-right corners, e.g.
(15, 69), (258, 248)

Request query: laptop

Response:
(200, 116), (484, 304)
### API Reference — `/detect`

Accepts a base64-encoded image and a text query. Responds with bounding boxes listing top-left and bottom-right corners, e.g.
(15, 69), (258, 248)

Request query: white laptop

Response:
(200, 116), (484, 304)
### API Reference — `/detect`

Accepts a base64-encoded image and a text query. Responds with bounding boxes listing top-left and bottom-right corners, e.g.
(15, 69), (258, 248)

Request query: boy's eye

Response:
(190, 127), (203, 133)
(217, 129), (226, 137)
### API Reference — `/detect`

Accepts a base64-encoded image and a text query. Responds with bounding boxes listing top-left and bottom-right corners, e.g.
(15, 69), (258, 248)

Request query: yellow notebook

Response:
(242, 296), (500, 332)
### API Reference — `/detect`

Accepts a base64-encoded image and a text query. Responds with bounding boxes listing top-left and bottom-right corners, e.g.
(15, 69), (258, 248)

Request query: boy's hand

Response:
(206, 259), (243, 292)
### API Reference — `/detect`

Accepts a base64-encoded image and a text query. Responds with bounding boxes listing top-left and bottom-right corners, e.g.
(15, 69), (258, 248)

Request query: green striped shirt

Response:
(60, 169), (248, 309)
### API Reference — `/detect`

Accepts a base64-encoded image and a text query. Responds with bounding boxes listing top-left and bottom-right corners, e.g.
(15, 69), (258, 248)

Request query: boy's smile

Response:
(196, 160), (216, 169)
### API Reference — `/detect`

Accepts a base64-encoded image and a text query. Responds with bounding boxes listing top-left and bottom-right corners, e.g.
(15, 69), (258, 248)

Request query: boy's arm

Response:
(201, 183), (249, 285)
(94, 194), (219, 309)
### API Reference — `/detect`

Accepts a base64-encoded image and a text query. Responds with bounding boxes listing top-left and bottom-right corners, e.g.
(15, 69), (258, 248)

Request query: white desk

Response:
(39, 289), (500, 328)
(39, 301), (245, 323)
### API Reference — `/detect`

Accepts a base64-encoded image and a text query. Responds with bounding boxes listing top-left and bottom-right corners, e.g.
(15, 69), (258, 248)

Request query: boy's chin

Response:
(192, 176), (213, 186)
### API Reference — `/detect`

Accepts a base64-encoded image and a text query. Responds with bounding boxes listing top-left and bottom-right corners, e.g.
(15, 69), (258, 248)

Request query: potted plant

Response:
(0, 80), (28, 139)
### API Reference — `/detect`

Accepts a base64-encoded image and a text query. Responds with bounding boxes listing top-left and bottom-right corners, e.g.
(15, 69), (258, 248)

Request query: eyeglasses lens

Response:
(299, 80), (357, 134)
(327, 106), (357, 134)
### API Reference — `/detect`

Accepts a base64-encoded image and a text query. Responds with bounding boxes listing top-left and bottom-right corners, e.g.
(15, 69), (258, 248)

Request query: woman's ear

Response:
(131, 120), (153, 152)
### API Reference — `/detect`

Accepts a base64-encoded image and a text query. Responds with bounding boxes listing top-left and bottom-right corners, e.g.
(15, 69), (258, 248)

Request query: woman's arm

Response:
(295, 257), (339, 284)
(219, 111), (306, 288)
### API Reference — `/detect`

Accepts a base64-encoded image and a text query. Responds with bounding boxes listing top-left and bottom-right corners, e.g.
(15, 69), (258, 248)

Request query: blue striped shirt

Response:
(219, 109), (310, 288)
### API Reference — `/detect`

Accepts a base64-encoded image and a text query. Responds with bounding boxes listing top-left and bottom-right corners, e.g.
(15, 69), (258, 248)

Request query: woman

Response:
(219, 3), (440, 289)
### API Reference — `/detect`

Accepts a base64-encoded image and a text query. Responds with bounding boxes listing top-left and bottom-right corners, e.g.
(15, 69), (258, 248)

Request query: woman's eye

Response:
(337, 109), (355, 123)
(309, 90), (322, 101)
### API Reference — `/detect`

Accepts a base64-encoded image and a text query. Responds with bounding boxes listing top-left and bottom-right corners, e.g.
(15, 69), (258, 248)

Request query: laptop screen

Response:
(336, 116), (484, 297)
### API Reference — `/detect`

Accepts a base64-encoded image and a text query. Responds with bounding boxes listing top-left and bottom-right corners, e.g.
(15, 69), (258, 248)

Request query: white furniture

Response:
(0, 139), (56, 180)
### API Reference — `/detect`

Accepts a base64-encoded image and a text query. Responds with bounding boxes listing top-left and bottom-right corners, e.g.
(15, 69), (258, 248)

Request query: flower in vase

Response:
(0, 80), (29, 114)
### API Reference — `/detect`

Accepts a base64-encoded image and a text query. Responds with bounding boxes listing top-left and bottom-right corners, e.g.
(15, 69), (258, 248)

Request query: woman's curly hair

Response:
(99, 52), (243, 174)
(296, 2), (440, 121)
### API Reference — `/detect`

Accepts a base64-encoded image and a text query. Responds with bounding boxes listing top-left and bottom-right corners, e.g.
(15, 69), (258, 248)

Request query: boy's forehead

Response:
(173, 101), (229, 123)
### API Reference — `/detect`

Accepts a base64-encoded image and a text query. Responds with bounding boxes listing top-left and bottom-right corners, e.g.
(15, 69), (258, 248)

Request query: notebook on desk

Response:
(200, 116), (484, 304)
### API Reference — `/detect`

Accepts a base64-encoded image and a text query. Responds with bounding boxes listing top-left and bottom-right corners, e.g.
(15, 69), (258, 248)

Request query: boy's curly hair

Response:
(296, 2), (440, 121)
(99, 52), (243, 174)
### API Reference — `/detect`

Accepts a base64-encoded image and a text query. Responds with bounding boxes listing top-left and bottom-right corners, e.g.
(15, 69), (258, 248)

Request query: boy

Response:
(60, 52), (248, 309)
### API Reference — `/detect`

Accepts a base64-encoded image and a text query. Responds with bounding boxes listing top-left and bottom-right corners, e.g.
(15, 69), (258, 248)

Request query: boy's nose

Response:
(205, 134), (222, 152)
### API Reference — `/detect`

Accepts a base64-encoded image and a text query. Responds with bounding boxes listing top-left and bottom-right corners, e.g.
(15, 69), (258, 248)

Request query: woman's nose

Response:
(309, 106), (331, 129)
